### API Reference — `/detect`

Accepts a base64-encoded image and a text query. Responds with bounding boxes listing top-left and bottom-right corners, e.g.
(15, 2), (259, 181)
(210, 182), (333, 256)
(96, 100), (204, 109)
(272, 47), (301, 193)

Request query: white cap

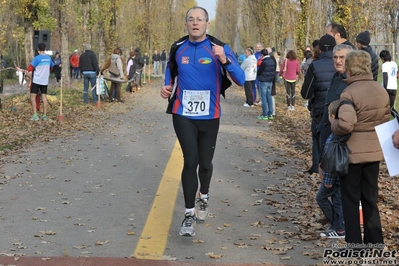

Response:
(74, 49), (78, 53)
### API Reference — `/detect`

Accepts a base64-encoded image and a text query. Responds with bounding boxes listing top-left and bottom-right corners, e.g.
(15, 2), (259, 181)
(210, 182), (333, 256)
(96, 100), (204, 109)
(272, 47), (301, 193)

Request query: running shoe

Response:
(320, 229), (345, 238)
(179, 212), (196, 236)
(30, 114), (39, 121)
(42, 115), (48, 121)
(257, 115), (267, 120)
(195, 195), (209, 221)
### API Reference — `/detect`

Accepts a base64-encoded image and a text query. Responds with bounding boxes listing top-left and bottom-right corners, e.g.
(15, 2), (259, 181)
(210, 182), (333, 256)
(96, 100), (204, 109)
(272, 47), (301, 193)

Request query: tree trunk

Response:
(24, 21), (34, 67)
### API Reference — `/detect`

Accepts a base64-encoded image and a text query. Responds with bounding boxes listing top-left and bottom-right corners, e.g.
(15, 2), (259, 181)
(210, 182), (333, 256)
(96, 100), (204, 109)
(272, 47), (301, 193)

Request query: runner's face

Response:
(333, 48), (349, 74)
(186, 9), (209, 42)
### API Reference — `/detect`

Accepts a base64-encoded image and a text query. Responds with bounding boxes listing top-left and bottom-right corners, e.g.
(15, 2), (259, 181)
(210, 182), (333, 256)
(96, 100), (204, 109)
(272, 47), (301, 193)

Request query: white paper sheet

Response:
(375, 119), (399, 177)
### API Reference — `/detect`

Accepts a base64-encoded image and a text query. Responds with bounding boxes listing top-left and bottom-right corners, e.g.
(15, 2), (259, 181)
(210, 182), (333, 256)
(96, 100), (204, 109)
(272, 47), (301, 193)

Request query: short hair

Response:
(113, 48), (121, 55)
(261, 48), (268, 56)
(330, 23), (348, 39)
(379, 50), (392, 62)
(186, 6), (209, 22)
(246, 46), (254, 55)
(345, 50), (371, 76)
(38, 43), (46, 51)
(333, 44), (353, 54)
(85, 43), (91, 50)
(130, 51), (135, 57)
(328, 100), (341, 116)
(286, 50), (297, 60)
(304, 50), (313, 59)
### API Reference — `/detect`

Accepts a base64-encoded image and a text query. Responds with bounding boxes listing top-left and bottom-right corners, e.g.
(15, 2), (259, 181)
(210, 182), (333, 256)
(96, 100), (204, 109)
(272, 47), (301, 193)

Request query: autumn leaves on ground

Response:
(0, 81), (398, 262)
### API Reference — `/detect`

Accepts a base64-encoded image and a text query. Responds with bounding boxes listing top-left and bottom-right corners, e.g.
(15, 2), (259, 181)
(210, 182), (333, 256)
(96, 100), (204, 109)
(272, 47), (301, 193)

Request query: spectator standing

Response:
(160, 6), (245, 237)
(317, 100), (345, 239)
(280, 50), (300, 110)
(325, 23), (355, 48)
(257, 48), (276, 120)
(274, 51), (281, 83)
(134, 48), (145, 89)
(319, 44), (353, 160)
(379, 50), (398, 117)
(160, 50), (167, 74)
(241, 46), (257, 107)
(152, 50), (161, 75)
(69, 49), (80, 79)
(52, 52), (62, 83)
(253, 43), (263, 105)
(79, 44), (100, 104)
(126, 51), (135, 92)
(143, 52), (149, 67)
(27, 43), (54, 121)
(301, 50), (313, 75)
(101, 47), (125, 103)
(332, 50), (390, 247)
(301, 34), (336, 175)
(355, 31), (379, 81)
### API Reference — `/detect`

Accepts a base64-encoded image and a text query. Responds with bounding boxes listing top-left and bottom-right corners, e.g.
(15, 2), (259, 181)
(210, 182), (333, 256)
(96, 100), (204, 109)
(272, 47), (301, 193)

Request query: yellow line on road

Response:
(134, 140), (182, 260)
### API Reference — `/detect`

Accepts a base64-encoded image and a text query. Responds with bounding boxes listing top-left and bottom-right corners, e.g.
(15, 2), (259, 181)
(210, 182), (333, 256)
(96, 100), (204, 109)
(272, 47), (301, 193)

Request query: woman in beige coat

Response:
(331, 50), (390, 248)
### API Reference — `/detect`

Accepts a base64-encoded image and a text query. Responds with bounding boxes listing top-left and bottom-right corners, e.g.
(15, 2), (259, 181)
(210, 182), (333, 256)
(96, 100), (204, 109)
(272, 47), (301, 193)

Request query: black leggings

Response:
(173, 115), (219, 209)
(386, 89), (397, 117)
(285, 80), (296, 106)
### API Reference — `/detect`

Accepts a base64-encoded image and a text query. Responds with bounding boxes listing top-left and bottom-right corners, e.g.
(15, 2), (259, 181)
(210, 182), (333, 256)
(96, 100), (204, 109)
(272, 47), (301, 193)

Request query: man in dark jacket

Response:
(79, 43), (100, 104)
(301, 34), (336, 175)
(318, 44), (353, 162)
(355, 31), (378, 81)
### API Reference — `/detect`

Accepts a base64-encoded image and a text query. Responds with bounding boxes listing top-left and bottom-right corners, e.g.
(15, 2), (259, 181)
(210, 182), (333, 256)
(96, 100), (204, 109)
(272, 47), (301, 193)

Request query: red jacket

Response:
(69, 53), (80, 68)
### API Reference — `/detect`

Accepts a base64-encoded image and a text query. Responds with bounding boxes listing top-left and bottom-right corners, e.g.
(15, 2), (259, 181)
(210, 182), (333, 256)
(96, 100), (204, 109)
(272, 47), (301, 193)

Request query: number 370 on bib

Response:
(182, 90), (211, 116)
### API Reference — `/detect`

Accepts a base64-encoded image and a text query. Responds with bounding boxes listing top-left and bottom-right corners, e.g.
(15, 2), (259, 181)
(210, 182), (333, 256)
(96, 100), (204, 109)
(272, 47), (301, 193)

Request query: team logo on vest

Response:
(181, 56), (189, 64)
(198, 57), (212, 64)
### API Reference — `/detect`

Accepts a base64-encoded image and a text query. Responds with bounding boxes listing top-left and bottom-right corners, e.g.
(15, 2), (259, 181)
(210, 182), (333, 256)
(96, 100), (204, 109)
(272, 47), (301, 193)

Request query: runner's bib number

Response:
(182, 90), (210, 116)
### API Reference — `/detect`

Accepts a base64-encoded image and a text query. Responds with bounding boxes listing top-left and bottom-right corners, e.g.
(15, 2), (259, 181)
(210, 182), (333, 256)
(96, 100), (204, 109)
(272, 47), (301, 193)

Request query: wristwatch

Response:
(222, 58), (231, 67)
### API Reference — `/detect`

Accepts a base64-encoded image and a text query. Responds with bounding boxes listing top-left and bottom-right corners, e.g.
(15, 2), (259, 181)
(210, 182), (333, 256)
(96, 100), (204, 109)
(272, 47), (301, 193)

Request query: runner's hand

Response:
(160, 85), (172, 99)
(212, 45), (227, 64)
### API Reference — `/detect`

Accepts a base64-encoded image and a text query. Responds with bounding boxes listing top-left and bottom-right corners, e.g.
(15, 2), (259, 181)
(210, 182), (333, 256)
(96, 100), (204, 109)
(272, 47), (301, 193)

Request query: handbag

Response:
(108, 60), (119, 76)
(320, 99), (355, 176)
(320, 133), (351, 176)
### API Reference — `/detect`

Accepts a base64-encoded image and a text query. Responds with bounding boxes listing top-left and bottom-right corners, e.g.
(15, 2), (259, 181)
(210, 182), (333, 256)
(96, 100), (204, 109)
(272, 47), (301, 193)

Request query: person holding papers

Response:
(331, 50), (390, 248)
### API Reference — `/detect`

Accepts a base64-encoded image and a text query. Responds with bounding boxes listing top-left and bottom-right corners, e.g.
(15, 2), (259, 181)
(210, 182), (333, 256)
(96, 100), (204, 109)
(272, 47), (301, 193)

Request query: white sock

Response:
(200, 193), (209, 200)
(185, 208), (195, 216)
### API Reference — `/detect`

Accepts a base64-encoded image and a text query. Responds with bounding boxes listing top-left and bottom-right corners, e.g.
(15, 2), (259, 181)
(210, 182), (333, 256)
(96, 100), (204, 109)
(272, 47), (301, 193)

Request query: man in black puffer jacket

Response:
(301, 35), (336, 175)
(355, 31), (379, 81)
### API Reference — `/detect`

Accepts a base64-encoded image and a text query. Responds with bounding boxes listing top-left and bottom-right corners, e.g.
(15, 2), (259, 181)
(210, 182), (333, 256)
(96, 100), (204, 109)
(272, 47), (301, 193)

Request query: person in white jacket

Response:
(240, 46), (257, 107)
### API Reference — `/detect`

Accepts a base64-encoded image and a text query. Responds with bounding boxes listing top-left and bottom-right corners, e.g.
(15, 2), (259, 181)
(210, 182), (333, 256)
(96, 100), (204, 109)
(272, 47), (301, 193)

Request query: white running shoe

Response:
(195, 195), (209, 221)
(179, 212), (196, 236)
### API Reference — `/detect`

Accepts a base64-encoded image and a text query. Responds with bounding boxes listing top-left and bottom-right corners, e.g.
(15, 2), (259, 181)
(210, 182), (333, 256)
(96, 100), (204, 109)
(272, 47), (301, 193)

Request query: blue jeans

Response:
(154, 61), (160, 75)
(316, 183), (344, 231)
(83, 73), (98, 104)
(161, 60), (166, 74)
(73, 67), (80, 79)
(259, 81), (273, 116)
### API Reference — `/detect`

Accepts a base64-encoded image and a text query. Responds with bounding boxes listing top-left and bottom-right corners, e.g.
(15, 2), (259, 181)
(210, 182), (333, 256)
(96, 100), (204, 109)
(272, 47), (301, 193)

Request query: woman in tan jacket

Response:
(101, 48), (125, 102)
(331, 50), (390, 248)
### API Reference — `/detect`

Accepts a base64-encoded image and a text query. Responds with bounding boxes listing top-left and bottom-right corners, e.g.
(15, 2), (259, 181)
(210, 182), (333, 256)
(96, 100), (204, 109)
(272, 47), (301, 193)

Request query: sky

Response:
(196, 0), (217, 20)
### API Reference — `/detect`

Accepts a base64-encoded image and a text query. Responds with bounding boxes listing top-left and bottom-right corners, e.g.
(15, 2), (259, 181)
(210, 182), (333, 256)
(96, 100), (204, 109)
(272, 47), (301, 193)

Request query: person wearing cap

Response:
(79, 44), (100, 104)
(69, 49), (80, 79)
(355, 30), (378, 81)
(301, 34), (336, 175)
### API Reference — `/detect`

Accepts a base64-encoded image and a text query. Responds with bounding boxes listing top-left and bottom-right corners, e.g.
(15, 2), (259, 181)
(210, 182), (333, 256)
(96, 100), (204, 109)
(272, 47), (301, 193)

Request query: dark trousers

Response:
(284, 80), (296, 106)
(173, 115), (219, 209)
(386, 89), (397, 117)
(244, 80), (254, 105)
(310, 115), (322, 172)
(340, 162), (383, 245)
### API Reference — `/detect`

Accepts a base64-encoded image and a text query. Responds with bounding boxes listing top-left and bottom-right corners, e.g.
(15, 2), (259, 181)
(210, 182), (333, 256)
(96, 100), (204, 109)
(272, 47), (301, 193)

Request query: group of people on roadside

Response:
(240, 44), (280, 120)
(299, 22), (396, 252)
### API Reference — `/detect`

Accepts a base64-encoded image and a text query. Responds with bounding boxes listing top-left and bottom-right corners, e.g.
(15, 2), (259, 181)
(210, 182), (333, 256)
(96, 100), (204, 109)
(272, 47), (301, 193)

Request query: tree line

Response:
(0, 0), (398, 83)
